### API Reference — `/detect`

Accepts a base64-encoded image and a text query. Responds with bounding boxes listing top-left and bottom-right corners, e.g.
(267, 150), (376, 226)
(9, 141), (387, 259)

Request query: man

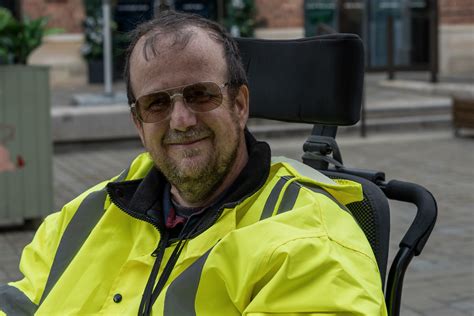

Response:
(0, 10), (386, 316)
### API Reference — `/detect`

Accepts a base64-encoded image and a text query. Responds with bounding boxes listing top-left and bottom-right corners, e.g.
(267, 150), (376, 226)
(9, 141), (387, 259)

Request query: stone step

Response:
(379, 79), (474, 98)
(338, 114), (452, 135)
(248, 114), (452, 139)
(51, 104), (454, 143)
(52, 105), (137, 143)
(364, 99), (451, 119)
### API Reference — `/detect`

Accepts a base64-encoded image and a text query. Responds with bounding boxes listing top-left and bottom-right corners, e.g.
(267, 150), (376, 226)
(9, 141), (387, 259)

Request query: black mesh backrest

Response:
(236, 34), (364, 125)
(322, 170), (390, 288)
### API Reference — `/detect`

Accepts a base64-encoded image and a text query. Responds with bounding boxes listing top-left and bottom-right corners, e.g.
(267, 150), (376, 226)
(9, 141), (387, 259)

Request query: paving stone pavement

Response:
(0, 130), (473, 315)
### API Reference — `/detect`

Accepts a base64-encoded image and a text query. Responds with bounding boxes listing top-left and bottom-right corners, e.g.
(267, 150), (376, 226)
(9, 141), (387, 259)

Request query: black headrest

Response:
(236, 34), (364, 126)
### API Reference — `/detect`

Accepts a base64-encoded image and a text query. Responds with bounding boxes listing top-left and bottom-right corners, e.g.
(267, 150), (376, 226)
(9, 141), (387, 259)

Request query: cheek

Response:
(142, 125), (166, 149)
(211, 113), (240, 146)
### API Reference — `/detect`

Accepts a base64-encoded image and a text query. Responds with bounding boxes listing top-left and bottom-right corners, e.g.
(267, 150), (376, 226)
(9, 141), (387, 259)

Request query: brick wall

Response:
(22, 0), (84, 33)
(255, 0), (474, 27)
(439, 0), (474, 24)
(255, 0), (303, 28)
(17, 0), (474, 33)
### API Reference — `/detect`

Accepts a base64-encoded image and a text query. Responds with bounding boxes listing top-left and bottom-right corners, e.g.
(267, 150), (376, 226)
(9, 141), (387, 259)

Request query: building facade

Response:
(255, 0), (473, 76)
(1, 0), (472, 82)
(438, 0), (474, 76)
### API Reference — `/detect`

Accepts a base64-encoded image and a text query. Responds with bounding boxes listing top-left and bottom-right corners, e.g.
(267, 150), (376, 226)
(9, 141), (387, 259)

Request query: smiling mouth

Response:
(166, 137), (208, 146)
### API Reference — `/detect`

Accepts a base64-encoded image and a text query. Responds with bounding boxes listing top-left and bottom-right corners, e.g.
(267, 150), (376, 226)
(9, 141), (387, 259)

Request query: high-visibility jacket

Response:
(0, 136), (387, 316)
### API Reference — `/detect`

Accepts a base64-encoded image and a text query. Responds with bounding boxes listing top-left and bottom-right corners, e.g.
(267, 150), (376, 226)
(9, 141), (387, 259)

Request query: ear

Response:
(233, 85), (250, 130)
(131, 111), (146, 146)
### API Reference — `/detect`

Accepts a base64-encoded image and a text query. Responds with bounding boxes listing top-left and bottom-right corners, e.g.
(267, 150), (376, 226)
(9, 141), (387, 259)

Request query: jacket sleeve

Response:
(0, 165), (132, 315)
(196, 211), (387, 316)
(0, 208), (68, 315)
(245, 235), (388, 315)
(0, 181), (106, 315)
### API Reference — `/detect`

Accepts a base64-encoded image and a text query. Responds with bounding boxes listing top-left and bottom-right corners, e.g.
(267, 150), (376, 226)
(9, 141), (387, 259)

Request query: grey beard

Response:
(159, 142), (238, 204)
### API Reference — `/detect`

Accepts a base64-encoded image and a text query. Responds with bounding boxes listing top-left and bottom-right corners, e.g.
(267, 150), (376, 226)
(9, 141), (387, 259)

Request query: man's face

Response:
(130, 28), (249, 205)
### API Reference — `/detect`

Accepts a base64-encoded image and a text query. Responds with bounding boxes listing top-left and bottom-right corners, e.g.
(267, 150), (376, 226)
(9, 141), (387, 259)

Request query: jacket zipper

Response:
(106, 185), (170, 316)
(105, 174), (268, 315)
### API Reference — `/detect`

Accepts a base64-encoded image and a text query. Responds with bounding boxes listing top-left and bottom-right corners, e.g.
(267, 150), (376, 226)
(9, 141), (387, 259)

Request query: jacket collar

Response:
(107, 130), (271, 224)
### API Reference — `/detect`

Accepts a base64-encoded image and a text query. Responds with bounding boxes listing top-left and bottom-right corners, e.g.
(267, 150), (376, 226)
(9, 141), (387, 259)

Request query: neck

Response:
(171, 142), (249, 208)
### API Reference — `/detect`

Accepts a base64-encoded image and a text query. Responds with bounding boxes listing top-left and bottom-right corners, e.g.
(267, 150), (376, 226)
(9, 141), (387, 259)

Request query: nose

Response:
(168, 95), (198, 131)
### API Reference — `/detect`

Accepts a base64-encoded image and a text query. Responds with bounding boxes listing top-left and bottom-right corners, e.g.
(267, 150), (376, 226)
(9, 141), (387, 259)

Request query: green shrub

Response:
(0, 8), (62, 64)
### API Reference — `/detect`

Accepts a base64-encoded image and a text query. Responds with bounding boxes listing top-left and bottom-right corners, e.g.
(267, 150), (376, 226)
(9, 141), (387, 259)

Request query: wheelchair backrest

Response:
(236, 34), (364, 125)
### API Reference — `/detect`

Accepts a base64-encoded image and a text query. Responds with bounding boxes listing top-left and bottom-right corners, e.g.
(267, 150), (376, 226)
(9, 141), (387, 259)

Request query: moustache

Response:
(163, 127), (213, 145)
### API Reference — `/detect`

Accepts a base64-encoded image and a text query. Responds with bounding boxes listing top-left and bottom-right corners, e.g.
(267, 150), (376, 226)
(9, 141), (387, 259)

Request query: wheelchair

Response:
(236, 34), (438, 316)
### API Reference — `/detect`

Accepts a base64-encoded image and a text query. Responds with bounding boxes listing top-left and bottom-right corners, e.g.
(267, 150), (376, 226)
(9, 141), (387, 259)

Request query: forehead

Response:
(130, 27), (227, 97)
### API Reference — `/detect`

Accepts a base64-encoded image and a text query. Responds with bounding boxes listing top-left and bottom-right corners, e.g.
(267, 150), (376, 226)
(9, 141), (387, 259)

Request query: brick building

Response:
(256, 0), (303, 28)
(0, 0), (86, 85)
(438, 0), (474, 75)
(440, 0), (473, 24)
(1, 0), (472, 83)
(21, 0), (85, 33)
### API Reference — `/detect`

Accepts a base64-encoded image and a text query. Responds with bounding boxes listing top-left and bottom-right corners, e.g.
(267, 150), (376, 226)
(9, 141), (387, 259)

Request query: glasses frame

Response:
(131, 81), (229, 123)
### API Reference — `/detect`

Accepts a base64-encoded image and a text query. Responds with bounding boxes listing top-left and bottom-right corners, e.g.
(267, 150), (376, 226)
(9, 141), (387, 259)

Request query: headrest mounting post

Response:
(302, 125), (343, 171)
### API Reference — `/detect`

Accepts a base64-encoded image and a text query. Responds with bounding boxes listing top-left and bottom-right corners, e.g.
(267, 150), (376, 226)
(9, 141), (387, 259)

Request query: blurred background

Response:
(0, 1), (473, 315)
(1, 0), (473, 84)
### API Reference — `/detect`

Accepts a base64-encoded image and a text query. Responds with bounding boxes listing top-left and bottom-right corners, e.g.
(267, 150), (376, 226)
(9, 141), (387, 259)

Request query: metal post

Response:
(14, 0), (22, 19)
(366, 0), (372, 68)
(336, 0), (343, 32)
(429, 0), (439, 83)
(360, 80), (367, 137)
(102, 0), (113, 96)
(217, 0), (225, 25)
(386, 15), (395, 80)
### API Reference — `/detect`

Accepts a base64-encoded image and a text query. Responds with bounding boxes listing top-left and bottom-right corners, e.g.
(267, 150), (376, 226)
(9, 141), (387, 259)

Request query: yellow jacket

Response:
(0, 137), (387, 315)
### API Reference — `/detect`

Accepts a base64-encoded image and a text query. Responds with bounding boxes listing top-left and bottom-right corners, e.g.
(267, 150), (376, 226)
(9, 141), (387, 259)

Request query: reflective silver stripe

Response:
(39, 167), (129, 304)
(40, 188), (108, 304)
(276, 179), (350, 215)
(115, 167), (130, 182)
(0, 284), (37, 315)
(260, 176), (294, 220)
(271, 157), (336, 185)
(300, 183), (350, 213)
(276, 180), (301, 215)
(164, 249), (212, 316)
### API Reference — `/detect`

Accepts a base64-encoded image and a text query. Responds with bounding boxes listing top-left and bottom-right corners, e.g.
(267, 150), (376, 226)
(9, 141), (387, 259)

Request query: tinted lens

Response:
(135, 82), (224, 123)
(137, 92), (171, 123)
(183, 82), (223, 112)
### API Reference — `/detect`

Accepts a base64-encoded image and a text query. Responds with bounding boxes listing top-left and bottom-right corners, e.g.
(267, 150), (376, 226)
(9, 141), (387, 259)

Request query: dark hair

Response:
(124, 10), (248, 105)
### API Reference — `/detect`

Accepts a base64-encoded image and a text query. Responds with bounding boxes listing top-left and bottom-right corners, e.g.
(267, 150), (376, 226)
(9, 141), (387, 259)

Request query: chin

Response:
(171, 149), (207, 171)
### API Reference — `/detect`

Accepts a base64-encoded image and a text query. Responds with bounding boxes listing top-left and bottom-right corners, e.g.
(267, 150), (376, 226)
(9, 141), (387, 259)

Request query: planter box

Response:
(452, 97), (474, 136)
(0, 65), (53, 226)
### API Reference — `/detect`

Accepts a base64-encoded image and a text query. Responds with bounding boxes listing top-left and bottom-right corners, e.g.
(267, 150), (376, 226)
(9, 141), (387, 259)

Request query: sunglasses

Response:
(131, 81), (228, 123)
